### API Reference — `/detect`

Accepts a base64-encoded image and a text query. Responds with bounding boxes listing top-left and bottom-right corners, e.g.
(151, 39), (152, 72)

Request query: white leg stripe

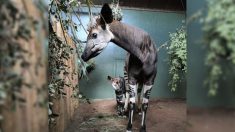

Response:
(129, 85), (137, 95)
(124, 93), (129, 110)
(141, 112), (145, 126)
(129, 84), (137, 103)
(130, 97), (135, 103)
(143, 98), (149, 103)
(129, 84), (136, 88)
(143, 85), (152, 93)
(131, 110), (134, 124)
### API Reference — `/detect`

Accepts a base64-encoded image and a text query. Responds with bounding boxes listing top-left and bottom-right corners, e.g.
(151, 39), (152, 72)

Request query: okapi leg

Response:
(124, 92), (129, 111)
(140, 85), (152, 132)
(126, 84), (137, 132)
(137, 85), (142, 115)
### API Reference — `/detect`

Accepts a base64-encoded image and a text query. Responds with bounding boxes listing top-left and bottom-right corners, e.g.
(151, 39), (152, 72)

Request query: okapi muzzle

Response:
(81, 28), (113, 62)
(81, 40), (104, 62)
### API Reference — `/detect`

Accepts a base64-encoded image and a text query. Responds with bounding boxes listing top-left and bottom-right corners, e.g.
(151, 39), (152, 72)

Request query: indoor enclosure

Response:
(0, 0), (235, 132)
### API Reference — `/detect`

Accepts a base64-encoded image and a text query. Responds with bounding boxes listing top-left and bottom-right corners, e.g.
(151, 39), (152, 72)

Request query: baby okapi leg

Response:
(126, 84), (137, 132)
(140, 85), (152, 132)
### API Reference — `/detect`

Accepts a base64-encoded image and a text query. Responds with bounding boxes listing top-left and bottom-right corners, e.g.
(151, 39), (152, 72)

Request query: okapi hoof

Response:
(139, 126), (146, 132)
(122, 115), (127, 118)
(126, 128), (132, 132)
(126, 124), (132, 132)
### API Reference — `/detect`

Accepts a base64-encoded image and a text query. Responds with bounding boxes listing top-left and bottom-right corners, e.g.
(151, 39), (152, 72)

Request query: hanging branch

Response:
(168, 26), (187, 91)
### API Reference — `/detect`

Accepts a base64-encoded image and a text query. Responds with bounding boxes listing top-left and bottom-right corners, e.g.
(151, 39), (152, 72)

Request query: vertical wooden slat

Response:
(49, 17), (79, 132)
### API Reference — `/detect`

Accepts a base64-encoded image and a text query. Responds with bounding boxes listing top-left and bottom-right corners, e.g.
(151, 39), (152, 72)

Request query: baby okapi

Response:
(81, 4), (157, 132)
(107, 75), (127, 116)
(107, 66), (143, 116)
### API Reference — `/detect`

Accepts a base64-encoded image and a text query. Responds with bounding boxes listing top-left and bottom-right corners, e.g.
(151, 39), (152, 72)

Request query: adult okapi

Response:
(81, 4), (157, 132)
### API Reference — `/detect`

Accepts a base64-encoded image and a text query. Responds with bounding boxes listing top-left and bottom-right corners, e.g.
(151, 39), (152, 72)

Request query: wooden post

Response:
(49, 16), (79, 132)
(1, 0), (48, 132)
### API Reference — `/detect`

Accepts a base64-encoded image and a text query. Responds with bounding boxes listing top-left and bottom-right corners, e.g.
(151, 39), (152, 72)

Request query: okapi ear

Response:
(100, 3), (113, 28)
(107, 76), (113, 81)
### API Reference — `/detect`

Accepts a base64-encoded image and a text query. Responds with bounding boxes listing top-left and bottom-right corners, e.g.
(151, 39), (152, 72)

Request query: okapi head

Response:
(81, 4), (114, 62)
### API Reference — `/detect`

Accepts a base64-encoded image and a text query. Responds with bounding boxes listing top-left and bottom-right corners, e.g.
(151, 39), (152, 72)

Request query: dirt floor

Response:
(65, 99), (186, 132)
(187, 108), (235, 132)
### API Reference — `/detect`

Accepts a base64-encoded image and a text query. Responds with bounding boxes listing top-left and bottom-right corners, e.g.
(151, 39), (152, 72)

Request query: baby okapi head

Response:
(107, 76), (121, 91)
(107, 75), (123, 91)
(81, 4), (114, 62)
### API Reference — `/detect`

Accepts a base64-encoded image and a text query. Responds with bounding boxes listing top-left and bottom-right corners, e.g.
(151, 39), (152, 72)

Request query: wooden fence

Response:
(1, 1), (80, 132)
(48, 16), (80, 132)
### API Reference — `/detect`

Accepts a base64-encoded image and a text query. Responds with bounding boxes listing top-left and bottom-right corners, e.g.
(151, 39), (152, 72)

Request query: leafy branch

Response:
(168, 26), (187, 91)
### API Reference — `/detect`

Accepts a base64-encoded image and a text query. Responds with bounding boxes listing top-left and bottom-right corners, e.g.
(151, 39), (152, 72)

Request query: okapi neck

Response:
(109, 21), (146, 63)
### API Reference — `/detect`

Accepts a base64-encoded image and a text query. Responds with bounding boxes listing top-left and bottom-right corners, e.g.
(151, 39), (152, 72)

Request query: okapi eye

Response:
(92, 33), (97, 39)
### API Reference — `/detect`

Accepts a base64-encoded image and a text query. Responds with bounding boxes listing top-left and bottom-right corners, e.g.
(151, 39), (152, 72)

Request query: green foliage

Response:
(111, 0), (123, 21)
(202, 0), (235, 96)
(168, 26), (187, 91)
(48, 31), (73, 97)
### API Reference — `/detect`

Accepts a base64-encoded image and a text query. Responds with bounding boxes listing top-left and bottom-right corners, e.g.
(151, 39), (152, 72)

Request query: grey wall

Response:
(78, 8), (186, 99)
(187, 0), (235, 108)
